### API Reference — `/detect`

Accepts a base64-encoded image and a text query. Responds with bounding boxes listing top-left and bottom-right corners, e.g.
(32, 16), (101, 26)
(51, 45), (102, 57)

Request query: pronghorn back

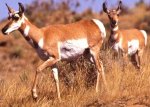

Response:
(41, 19), (106, 60)
(41, 19), (106, 43)
(119, 29), (147, 49)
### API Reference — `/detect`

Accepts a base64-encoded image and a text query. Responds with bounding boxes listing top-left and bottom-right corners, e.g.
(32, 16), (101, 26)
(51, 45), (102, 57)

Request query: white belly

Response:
(128, 40), (139, 55)
(59, 39), (89, 60)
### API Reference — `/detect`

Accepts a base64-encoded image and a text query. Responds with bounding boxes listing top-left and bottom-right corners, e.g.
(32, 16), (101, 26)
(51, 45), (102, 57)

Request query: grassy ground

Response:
(0, 4), (150, 106)
(0, 32), (150, 106)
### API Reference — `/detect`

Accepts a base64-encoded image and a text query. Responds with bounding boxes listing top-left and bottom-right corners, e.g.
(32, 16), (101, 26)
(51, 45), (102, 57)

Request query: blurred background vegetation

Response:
(22, 0), (150, 33)
(1, 0), (150, 33)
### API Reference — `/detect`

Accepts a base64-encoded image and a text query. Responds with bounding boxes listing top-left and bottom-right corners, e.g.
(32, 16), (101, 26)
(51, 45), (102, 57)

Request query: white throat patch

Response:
(38, 38), (44, 49)
(112, 26), (119, 31)
(24, 25), (30, 36)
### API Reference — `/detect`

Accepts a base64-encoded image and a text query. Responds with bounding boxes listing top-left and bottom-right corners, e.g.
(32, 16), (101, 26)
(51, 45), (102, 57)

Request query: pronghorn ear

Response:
(18, 2), (24, 13)
(103, 2), (109, 13)
(117, 0), (122, 14)
(5, 3), (15, 13)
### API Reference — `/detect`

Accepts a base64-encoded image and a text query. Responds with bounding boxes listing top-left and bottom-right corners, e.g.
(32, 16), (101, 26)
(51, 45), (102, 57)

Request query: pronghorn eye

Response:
(13, 15), (19, 21)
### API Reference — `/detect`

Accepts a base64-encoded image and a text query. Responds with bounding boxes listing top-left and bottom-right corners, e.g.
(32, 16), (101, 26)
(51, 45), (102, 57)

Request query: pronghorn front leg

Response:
(32, 57), (59, 100)
(51, 65), (61, 101)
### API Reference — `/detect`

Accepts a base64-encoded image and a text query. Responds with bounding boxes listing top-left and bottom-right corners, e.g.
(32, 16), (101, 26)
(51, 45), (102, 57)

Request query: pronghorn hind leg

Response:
(136, 51), (141, 69)
(32, 57), (58, 101)
(97, 58), (107, 92)
(135, 50), (143, 70)
(90, 48), (107, 93)
(131, 51), (141, 70)
(137, 49), (144, 70)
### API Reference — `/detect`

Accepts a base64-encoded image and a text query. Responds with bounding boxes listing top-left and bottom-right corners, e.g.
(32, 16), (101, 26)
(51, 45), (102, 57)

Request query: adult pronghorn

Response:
(103, 0), (147, 69)
(2, 3), (107, 101)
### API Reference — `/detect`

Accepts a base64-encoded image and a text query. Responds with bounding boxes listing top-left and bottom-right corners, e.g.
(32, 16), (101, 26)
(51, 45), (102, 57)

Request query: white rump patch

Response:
(38, 38), (44, 49)
(59, 39), (89, 60)
(128, 40), (139, 55)
(140, 30), (147, 46)
(24, 25), (30, 36)
(92, 19), (106, 39)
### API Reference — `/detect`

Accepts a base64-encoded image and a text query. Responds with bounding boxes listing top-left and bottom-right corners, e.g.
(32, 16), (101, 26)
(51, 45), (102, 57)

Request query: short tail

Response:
(140, 30), (147, 46)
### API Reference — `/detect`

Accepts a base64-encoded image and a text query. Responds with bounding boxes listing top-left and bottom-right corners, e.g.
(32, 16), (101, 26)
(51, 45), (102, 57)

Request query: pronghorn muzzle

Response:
(112, 20), (117, 25)
(2, 25), (9, 35)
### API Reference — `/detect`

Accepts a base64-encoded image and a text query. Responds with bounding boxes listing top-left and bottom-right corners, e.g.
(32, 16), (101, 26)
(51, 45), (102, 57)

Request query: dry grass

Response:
(0, 2), (150, 107)
(0, 34), (150, 107)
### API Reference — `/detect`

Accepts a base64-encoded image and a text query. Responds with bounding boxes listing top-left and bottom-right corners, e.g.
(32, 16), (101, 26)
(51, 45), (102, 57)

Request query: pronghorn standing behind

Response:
(103, 1), (147, 69)
(2, 3), (107, 101)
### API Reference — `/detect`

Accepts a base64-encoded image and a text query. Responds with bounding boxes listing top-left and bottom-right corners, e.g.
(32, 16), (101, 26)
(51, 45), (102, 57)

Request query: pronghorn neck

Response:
(19, 16), (43, 44)
(111, 23), (119, 32)
(110, 23), (119, 41)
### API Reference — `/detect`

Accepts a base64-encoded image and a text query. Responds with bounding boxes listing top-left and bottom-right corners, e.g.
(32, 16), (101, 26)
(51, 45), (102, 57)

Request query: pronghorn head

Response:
(2, 3), (25, 35)
(103, 0), (122, 27)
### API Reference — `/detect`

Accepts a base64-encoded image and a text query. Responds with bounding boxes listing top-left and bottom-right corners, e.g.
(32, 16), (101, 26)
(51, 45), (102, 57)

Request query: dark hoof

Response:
(32, 96), (38, 102)
(136, 66), (141, 71)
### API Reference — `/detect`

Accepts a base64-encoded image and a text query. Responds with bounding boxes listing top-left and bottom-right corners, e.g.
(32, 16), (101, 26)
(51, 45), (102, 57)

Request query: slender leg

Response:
(135, 52), (140, 69)
(97, 57), (107, 92)
(84, 49), (99, 91)
(131, 51), (141, 70)
(32, 72), (38, 100)
(138, 56), (141, 69)
(96, 70), (100, 93)
(52, 65), (61, 101)
(90, 50), (107, 92)
(137, 50), (143, 70)
(32, 57), (58, 100)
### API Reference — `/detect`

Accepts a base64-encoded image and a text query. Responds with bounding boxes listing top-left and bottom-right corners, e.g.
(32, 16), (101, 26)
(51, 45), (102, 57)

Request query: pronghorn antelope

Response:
(103, 1), (147, 69)
(2, 3), (107, 101)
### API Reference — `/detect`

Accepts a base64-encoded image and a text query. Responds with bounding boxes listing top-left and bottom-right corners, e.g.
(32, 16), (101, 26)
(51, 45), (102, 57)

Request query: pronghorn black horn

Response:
(116, 0), (122, 14)
(18, 2), (24, 13)
(5, 3), (15, 13)
(117, 0), (122, 11)
(103, 1), (109, 13)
